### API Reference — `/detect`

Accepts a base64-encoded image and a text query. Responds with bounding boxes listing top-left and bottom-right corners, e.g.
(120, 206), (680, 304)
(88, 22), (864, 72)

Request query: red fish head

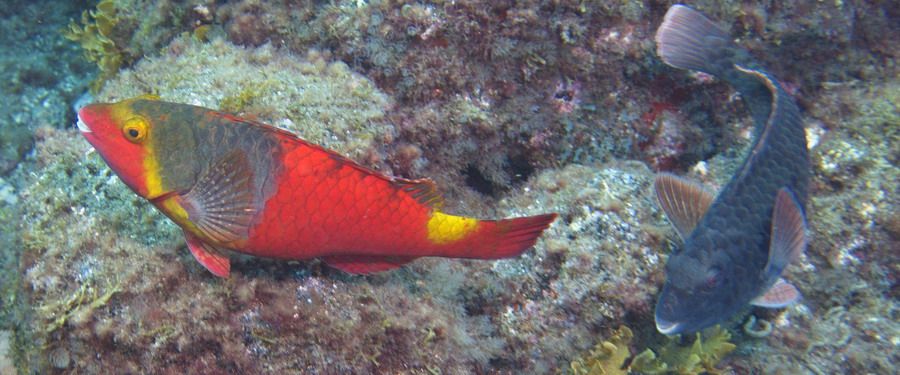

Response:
(78, 100), (154, 198)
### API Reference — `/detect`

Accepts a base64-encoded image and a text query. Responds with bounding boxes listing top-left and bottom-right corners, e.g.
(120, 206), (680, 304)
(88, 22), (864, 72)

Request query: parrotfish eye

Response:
(122, 117), (149, 143)
(703, 267), (721, 289)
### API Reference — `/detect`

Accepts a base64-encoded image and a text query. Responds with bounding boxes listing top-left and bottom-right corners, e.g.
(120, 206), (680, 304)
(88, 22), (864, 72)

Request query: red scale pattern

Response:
(243, 140), (433, 260)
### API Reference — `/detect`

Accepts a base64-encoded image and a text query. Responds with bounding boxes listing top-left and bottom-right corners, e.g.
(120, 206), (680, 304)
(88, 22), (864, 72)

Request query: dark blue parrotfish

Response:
(652, 5), (810, 335)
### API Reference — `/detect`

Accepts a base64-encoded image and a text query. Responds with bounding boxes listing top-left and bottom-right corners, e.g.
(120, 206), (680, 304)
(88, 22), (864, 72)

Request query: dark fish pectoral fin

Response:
(322, 255), (418, 274)
(763, 188), (807, 278)
(751, 278), (800, 308)
(181, 150), (257, 244)
(185, 231), (231, 277)
(654, 173), (715, 240)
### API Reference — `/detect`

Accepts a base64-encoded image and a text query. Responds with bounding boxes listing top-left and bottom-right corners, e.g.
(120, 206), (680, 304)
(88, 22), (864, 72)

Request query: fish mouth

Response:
(76, 112), (91, 133)
(655, 317), (681, 335)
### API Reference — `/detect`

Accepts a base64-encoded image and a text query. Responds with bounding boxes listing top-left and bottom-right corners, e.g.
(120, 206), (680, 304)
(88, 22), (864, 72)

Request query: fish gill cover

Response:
(0, 0), (897, 374)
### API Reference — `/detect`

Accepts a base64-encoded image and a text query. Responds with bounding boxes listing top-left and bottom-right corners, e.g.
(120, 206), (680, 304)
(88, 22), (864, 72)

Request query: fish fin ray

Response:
(764, 188), (807, 278)
(184, 231), (231, 277)
(182, 151), (256, 244)
(655, 5), (733, 73)
(322, 255), (418, 274)
(473, 213), (558, 258)
(654, 173), (715, 240)
(479, 213), (558, 259)
(751, 278), (800, 308)
(394, 177), (444, 209)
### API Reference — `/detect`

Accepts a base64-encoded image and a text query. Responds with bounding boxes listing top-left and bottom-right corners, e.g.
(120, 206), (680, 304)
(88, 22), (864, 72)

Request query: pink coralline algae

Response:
(550, 79), (581, 114)
(636, 102), (698, 171)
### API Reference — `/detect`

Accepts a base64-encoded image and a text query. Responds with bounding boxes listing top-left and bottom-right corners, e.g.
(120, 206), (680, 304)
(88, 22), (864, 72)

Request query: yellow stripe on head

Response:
(109, 98), (166, 198)
(141, 141), (164, 198)
(426, 212), (479, 244)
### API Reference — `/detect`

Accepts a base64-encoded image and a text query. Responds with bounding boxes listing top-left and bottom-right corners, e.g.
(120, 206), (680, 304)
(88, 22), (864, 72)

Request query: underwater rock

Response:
(1, 1), (897, 373)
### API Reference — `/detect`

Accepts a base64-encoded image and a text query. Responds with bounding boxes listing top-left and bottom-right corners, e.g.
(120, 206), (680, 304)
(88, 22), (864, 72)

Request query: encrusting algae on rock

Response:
(2, 0), (897, 373)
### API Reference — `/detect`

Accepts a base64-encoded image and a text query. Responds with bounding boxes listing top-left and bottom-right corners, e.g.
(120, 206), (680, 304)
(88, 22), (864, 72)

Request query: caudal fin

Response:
(461, 213), (557, 259)
(655, 5), (733, 74)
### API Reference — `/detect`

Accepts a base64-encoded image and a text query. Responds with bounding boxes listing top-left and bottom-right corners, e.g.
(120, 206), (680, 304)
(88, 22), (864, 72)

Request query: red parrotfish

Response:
(77, 96), (556, 277)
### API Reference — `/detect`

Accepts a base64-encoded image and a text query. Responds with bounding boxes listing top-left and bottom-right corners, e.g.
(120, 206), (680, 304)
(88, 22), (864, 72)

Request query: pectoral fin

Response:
(185, 231), (231, 277)
(763, 188), (807, 278)
(654, 173), (715, 239)
(180, 151), (256, 244)
(751, 278), (800, 308)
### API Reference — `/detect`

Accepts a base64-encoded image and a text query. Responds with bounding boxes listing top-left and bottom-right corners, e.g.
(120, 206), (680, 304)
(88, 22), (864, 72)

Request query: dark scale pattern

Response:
(655, 5), (810, 334)
(670, 68), (809, 331)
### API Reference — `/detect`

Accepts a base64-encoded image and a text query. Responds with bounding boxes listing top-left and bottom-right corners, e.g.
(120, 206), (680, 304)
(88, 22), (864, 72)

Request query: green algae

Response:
(36, 276), (121, 334)
(567, 325), (736, 375)
(568, 326), (632, 375)
(631, 326), (737, 375)
(63, 0), (124, 92)
(219, 82), (266, 114)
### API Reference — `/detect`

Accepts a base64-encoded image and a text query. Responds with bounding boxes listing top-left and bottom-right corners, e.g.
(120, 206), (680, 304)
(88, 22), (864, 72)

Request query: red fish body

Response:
(77, 96), (556, 277)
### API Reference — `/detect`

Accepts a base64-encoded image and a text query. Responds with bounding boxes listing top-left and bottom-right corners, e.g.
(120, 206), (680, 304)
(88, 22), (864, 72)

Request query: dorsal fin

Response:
(394, 177), (444, 209)
(180, 151), (256, 244)
(654, 173), (716, 240)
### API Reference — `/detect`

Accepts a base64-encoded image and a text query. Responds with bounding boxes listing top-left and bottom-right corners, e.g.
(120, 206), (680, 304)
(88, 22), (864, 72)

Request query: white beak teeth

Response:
(656, 319), (680, 335)
(76, 114), (91, 133)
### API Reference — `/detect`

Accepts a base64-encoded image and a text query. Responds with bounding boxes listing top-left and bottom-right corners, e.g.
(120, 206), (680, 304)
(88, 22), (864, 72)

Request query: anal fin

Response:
(751, 278), (800, 308)
(322, 255), (418, 275)
(185, 231), (231, 277)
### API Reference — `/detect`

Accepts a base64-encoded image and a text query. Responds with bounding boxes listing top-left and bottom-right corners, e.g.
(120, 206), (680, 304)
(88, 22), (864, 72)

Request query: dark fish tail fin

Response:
(655, 5), (734, 75)
(656, 6), (776, 133)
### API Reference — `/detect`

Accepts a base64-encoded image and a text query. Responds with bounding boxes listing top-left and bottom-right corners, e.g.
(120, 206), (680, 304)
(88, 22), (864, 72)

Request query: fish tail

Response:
(656, 5), (775, 127)
(655, 5), (735, 76)
(430, 213), (557, 259)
